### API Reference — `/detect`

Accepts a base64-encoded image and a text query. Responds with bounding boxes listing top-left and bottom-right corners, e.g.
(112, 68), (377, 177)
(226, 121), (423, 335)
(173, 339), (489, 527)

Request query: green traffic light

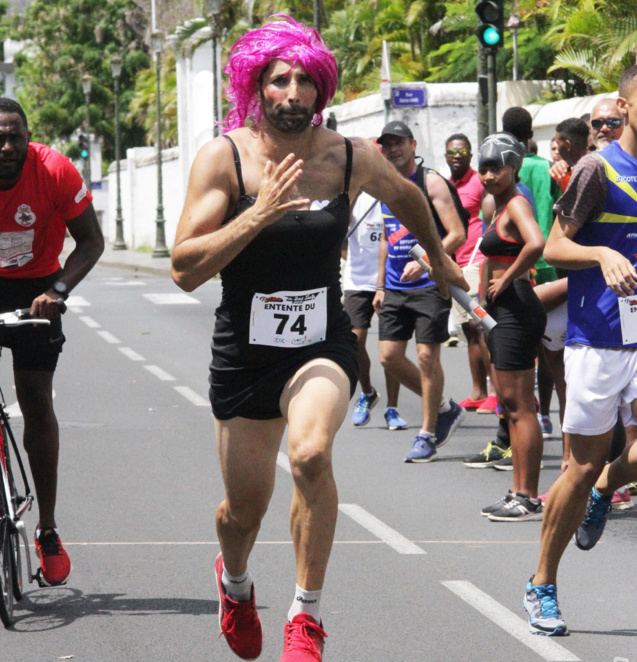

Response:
(80, 150), (88, 159)
(483, 26), (501, 46)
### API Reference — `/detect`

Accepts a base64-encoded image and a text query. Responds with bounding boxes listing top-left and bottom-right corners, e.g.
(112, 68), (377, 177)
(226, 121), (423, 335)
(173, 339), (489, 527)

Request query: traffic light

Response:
(78, 134), (89, 159)
(476, 0), (504, 51)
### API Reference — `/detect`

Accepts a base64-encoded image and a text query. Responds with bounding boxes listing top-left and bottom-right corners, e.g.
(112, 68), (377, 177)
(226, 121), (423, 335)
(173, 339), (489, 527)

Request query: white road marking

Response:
(442, 581), (579, 661)
(278, 453), (424, 554)
(144, 365), (175, 381)
(144, 293), (200, 305)
(338, 503), (426, 555)
(67, 295), (90, 307)
(97, 330), (121, 344)
(119, 347), (146, 361)
(174, 386), (209, 406)
(79, 316), (101, 328)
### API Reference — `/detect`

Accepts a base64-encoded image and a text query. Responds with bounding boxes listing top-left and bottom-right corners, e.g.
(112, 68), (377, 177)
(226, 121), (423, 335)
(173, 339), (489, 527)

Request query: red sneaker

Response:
(476, 394), (498, 414)
(611, 489), (634, 511)
(34, 528), (72, 586)
(281, 613), (327, 661)
(458, 397), (487, 410)
(215, 553), (262, 660)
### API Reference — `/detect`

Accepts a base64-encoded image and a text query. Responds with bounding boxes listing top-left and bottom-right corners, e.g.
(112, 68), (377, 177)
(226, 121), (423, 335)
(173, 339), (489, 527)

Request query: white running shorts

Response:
(563, 344), (637, 435)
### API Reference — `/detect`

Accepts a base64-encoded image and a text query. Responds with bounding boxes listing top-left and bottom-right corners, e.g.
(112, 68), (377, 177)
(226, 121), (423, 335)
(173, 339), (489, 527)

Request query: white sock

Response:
(222, 567), (253, 602)
(288, 585), (322, 622)
(419, 429), (435, 437)
(439, 398), (451, 413)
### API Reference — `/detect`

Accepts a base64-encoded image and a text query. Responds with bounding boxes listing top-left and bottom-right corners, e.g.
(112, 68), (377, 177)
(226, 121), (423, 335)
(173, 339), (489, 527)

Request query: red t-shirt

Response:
(449, 167), (484, 267)
(0, 142), (92, 279)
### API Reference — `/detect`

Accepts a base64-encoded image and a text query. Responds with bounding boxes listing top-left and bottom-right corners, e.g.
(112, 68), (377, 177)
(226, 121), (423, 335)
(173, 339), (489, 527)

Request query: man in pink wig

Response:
(172, 16), (467, 661)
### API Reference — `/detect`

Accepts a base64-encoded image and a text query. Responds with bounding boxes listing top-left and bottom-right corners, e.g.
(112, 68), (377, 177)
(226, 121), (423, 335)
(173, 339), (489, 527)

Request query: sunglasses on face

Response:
(591, 118), (623, 130)
(446, 148), (470, 157)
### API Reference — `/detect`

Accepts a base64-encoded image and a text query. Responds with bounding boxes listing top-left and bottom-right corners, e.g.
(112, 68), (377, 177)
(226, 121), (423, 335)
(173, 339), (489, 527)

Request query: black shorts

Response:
(486, 279), (546, 371)
(378, 287), (451, 344)
(209, 331), (359, 421)
(0, 273), (65, 372)
(343, 290), (375, 330)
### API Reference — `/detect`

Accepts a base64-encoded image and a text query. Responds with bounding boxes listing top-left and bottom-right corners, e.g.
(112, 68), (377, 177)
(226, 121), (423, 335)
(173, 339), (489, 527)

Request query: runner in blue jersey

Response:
(523, 65), (637, 637)
(372, 121), (467, 463)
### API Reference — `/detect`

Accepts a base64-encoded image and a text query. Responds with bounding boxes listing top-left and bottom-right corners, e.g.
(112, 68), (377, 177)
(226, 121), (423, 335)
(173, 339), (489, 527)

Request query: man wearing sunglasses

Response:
(591, 98), (624, 149)
(444, 134), (495, 415)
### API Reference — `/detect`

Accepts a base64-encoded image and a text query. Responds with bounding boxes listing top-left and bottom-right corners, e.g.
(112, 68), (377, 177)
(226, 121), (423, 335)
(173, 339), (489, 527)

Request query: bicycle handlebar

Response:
(0, 300), (67, 327)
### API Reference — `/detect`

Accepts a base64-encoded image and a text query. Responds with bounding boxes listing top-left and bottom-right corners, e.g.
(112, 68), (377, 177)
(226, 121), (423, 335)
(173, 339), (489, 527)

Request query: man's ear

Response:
(617, 96), (628, 119)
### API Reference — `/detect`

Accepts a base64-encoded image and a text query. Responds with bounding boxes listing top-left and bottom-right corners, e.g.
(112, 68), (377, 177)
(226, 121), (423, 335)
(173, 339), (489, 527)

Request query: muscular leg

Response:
(385, 370), (401, 409)
(596, 424), (637, 495)
(416, 342), (443, 433)
(281, 359), (350, 590)
(352, 327), (372, 394)
(495, 368), (542, 497)
(379, 340), (422, 396)
(215, 416), (285, 577)
(461, 321), (489, 402)
(534, 431), (611, 586)
(15, 370), (58, 530)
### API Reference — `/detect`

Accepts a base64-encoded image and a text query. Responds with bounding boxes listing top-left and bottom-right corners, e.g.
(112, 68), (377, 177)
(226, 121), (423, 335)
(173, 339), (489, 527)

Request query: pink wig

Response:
(223, 16), (338, 131)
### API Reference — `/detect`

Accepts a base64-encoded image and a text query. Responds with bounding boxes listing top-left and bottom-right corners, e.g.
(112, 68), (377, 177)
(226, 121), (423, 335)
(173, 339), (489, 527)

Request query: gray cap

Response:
(478, 132), (525, 171)
(377, 120), (414, 145)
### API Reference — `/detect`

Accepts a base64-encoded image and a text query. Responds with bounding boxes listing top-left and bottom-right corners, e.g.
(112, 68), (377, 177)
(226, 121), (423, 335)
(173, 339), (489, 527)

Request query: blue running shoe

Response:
(523, 578), (568, 636)
(539, 416), (553, 439)
(404, 433), (437, 463)
(575, 487), (612, 551)
(434, 399), (466, 448)
(384, 408), (408, 430)
(352, 389), (379, 426)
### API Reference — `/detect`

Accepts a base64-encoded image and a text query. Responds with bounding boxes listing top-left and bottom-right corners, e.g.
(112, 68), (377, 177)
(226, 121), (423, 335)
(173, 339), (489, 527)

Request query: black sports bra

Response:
(481, 194), (525, 262)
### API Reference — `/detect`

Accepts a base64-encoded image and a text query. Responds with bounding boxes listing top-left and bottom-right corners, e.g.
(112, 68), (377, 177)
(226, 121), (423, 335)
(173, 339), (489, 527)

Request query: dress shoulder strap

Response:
(222, 134), (247, 198)
(343, 138), (353, 194)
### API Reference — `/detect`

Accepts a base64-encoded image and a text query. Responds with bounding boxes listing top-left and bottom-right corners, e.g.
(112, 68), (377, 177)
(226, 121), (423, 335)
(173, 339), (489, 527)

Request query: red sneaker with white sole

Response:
(34, 528), (72, 586)
(215, 553), (262, 660)
(280, 613), (327, 661)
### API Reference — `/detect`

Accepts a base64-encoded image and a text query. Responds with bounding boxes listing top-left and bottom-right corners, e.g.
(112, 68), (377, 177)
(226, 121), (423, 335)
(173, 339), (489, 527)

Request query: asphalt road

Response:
(2, 265), (636, 662)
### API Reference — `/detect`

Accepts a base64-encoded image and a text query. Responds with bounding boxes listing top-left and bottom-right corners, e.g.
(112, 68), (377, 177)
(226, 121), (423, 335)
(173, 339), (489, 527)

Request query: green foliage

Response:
(127, 51), (178, 148)
(2, 0), (150, 166)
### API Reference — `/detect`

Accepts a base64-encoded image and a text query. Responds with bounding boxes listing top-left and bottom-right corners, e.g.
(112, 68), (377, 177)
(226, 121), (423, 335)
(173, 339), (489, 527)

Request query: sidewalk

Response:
(63, 237), (173, 278)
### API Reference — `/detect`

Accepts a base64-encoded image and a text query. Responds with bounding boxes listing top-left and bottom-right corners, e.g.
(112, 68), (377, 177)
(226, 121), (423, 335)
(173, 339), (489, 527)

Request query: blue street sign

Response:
(392, 88), (427, 107)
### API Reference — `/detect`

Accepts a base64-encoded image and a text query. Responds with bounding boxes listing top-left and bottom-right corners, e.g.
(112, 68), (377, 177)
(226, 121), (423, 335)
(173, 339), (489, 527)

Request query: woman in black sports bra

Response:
(477, 133), (547, 521)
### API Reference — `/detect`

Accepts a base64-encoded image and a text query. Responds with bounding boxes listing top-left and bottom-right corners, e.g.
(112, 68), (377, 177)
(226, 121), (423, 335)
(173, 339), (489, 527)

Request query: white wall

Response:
(105, 146), (181, 249)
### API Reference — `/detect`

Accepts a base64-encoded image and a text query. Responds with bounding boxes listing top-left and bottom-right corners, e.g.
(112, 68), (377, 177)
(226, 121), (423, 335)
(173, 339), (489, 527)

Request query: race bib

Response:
(250, 288), (327, 347)
(618, 296), (637, 345)
(0, 230), (34, 268)
(359, 220), (384, 249)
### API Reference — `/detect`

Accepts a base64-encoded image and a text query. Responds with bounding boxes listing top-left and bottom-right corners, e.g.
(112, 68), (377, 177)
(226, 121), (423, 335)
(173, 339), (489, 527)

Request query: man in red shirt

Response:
(444, 133), (496, 414)
(0, 98), (104, 586)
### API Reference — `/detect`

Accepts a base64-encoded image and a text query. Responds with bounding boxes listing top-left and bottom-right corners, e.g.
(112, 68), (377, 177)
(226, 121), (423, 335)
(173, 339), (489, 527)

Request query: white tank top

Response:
(343, 192), (383, 291)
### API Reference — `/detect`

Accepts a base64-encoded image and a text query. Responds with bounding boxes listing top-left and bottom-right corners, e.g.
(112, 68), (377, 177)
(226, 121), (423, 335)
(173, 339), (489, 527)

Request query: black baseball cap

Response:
(377, 121), (414, 145)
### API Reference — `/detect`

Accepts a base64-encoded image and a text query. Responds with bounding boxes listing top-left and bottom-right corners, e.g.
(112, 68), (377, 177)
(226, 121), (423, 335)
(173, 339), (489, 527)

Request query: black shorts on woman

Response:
(486, 279), (546, 371)
(209, 136), (359, 421)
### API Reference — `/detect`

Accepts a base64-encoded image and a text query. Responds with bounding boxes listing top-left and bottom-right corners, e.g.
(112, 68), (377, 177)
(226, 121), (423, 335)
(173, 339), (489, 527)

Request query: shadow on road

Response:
(7, 588), (219, 632)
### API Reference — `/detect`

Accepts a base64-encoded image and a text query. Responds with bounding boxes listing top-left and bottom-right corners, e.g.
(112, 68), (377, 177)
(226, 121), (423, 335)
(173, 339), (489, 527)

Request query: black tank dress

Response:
(209, 135), (359, 420)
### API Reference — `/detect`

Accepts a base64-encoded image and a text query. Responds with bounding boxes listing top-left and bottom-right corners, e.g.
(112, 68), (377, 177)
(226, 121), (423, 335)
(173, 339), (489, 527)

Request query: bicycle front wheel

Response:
(0, 517), (14, 626)
(10, 527), (22, 602)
